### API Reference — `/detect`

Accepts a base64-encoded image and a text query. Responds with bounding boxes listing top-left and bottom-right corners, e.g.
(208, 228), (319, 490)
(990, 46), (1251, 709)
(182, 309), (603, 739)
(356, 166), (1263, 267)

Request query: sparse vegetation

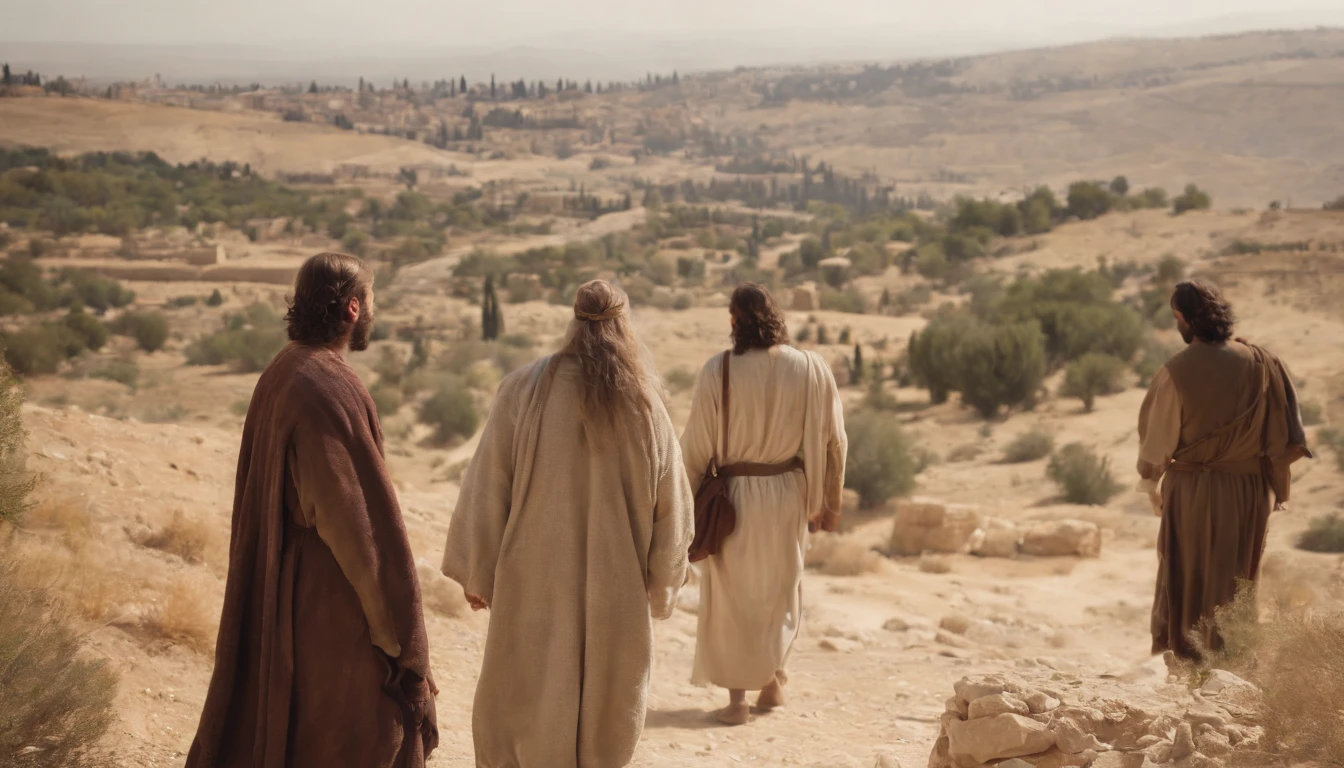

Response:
(90, 359), (139, 390)
(1002, 429), (1055, 464)
(185, 303), (286, 372)
(844, 410), (918, 509)
(1298, 400), (1323, 427)
(805, 533), (884, 576)
(664, 367), (697, 394)
(1047, 443), (1122, 505)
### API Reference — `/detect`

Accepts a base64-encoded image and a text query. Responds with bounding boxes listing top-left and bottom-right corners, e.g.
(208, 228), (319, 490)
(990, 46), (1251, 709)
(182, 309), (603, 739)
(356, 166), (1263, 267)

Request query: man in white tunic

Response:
(681, 283), (847, 725)
(442, 280), (694, 767)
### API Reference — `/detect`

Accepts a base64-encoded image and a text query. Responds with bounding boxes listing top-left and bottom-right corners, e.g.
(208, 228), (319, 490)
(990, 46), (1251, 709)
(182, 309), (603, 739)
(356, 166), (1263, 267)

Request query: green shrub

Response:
(113, 311), (169, 353)
(206, 289), (224, 307)
(1172, 184), (1212, 215)
(2, 324), (82, 375)
(1320, 428), (1344, 472)
(1060, 353), (1128, 411)
(62, 308), (108, 352)
(844, 410), (918, 509)
(60, 271), (135, 313)
(91, 360), (139, 390)
(953, 321), (1048, 418)
(1297, 514), (1344, 553)
(1299, 401), (1324, 427)
(185, 304), (286, 372)
(1047, 443), (1122, 505)
(370, 384), (404, 417)
(664, 367), (697, 394)
(1134, 338), (1181, 387)
(907, 313), (974, 405)
(819, 287), (865, 314)
(1067, 181), (1115, 220)
(1002, 429), (1054, 464)
(166, 295), (198, 309)
(420, 378), (479, 444)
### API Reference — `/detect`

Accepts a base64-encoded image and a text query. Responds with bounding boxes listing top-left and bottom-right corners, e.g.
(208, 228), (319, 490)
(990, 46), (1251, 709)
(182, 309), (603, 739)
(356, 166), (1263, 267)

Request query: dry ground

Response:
(13, 205), (1344, 767)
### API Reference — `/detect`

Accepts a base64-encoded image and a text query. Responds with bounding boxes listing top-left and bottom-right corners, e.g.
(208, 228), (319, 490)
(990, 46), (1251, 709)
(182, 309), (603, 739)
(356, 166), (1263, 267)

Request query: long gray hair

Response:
(557, 280), (664, 438)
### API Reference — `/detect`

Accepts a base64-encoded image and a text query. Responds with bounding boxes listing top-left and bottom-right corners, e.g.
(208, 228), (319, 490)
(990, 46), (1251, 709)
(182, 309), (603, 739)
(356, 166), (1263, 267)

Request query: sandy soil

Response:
(15, 205), (1344, 768)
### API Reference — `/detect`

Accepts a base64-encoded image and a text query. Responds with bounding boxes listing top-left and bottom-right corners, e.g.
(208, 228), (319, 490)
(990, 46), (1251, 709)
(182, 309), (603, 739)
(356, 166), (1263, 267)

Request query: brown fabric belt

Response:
(1167, 457), (1266, 476)
(717, 457), (804, 478)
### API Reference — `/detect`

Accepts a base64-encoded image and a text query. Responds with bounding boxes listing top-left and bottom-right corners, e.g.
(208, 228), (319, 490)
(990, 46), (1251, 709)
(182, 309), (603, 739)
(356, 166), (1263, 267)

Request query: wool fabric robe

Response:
(1138, 340), (1310, 659)
(441, 355), (694, 768)
(187, 344), (437, 768)
(681, 345), (847, 691)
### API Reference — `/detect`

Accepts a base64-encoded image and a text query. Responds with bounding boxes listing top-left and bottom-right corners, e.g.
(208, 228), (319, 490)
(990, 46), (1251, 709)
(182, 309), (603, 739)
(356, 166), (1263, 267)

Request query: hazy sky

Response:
(8, 0), (1343, 47)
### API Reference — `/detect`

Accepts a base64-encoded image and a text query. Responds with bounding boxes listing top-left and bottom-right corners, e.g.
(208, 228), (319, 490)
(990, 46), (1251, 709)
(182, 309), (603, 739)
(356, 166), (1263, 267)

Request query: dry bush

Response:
(135, 510), (212, 564)
(416, 558), (469, 617)
(1002, 429), (1054, 464)
(663, 367), (697, 395)
(918, 554), (953, 574)
(25, 496), (94, 548)
(0, 563), (119, 768)
(144, 578), (216, 652)
(939, 614), (972, 635)
(1193, 585), (1344, 766)
(805, 533), (884, 577)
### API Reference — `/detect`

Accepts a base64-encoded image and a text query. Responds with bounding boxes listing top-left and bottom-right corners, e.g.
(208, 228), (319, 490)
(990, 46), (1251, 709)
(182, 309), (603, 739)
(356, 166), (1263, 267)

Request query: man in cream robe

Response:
(442, 353), (694, 767)
(681, 343), (846, 720)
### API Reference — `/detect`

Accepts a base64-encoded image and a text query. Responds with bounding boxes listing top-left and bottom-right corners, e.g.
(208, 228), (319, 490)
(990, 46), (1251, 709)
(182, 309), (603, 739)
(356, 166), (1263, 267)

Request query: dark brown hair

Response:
(285, 252), (373, 346)
(1171, 279), (1235, 343)
(729, 282), (789, 355)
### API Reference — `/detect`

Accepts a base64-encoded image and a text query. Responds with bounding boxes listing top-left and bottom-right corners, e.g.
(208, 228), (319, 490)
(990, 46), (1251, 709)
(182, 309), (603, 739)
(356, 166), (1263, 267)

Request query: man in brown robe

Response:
(187, 252), (438, 768)
(1138, 279), (1310, 660)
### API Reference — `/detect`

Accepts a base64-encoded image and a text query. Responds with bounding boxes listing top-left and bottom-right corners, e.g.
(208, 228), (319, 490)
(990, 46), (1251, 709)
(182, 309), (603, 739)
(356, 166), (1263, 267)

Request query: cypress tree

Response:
(490, 74), (496, 100)
(482, 276), (504, 341)
(852, 343), (864, 383)
(460, 75), (467, 94)
(2, 64), (10, 86)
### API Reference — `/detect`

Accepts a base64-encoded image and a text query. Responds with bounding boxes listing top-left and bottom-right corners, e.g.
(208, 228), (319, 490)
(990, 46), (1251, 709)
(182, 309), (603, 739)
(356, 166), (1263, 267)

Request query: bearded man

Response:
(1138, 279), (1310, 660)
(187, 252), (438, 768)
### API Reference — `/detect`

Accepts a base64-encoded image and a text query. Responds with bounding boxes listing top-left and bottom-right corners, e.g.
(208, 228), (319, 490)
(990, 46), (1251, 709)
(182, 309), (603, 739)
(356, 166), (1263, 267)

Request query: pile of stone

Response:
(891, 500), (1101, 559)
(928, 670), (1262, 768)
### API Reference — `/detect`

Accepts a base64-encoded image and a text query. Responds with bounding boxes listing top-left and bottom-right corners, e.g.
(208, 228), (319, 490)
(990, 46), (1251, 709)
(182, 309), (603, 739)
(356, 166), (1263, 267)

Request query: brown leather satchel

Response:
(688, 351), (803, 562)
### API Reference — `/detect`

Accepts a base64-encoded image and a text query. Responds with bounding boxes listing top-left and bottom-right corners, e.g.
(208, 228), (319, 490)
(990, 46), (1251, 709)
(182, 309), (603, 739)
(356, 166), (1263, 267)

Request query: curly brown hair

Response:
(285, 252), (373, 346)
(1171, 279), (1235, 343)
(730, 283), (789, 355)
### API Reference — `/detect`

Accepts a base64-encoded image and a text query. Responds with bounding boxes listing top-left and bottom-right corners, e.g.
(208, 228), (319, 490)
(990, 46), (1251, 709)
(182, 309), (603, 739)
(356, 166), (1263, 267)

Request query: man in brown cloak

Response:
(187, 252), (438, 768)
(1138, 279), (1310, 660)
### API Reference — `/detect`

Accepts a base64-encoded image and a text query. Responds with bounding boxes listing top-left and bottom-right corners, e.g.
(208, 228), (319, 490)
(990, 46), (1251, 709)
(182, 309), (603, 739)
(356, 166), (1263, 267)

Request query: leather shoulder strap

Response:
(720, 350), (731, 462)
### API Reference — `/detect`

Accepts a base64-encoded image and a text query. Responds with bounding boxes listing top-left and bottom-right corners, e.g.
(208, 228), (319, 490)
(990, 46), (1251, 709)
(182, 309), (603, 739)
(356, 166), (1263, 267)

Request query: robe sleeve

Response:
(647, 402), (694, 620)
(291, 380), (413, 660)
(1263, 354), (1312, 506)
(680, 355), (721, 493)
(817, 361), (848, 530)
(1136, 365), (1182, 494)
(440, 373), (520, 604)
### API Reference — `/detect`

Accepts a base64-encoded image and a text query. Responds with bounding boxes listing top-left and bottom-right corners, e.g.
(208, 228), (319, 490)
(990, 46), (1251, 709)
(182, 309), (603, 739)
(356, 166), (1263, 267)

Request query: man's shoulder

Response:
(272, 346), (368, 412)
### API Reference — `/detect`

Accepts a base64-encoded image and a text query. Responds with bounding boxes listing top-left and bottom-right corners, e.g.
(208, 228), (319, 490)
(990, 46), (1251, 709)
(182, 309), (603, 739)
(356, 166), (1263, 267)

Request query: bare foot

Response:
(756, 672), (788, 711)
(714, 702), (750, 726)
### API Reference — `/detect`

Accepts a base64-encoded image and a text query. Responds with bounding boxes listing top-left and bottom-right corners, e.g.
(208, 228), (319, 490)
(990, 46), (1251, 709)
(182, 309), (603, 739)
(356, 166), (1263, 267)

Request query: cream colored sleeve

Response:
(679, 356), (721, 493)
(820, 364), (848, 527)
(1135, 366), (1181, 494)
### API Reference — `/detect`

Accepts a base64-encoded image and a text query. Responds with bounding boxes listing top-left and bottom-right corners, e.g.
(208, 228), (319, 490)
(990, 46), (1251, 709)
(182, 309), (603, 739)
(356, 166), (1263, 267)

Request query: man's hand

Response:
(809, 511), (841, 533)
(465, 592), (490, 611)
(1147, 489), (1163, 517)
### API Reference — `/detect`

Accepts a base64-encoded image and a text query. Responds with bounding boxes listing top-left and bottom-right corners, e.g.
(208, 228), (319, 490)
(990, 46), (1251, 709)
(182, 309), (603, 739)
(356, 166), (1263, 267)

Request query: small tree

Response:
(844, 410), (918, 508)
(1067, 181), (1115, 220)
(1172, 184), (1212, 215)
(63, 308), (108, 352)
(1060, 353), (1128, 411)
(1047, 443), (1122, 505)
(206, 289), (224, 307)
(115, 311), (170, 353)
(953, 321), (1047, 419)
(1109, 175), (1130, 196)
(481, 276), (503, 341)
(850, 343), (864, 384)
